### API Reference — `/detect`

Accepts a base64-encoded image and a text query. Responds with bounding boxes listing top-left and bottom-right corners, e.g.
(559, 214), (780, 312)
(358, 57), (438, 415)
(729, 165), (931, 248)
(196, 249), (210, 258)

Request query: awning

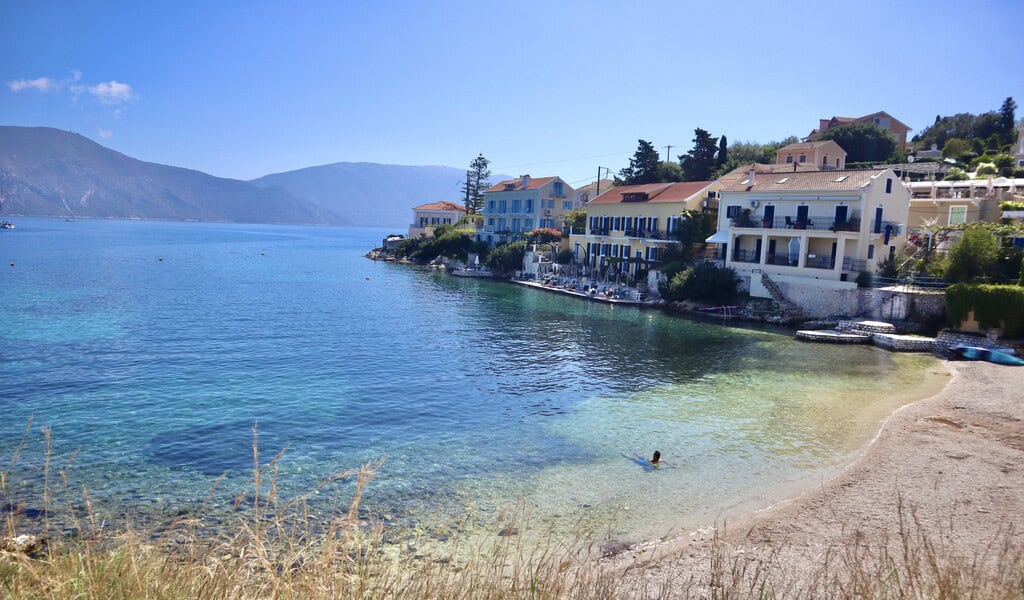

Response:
(705, 230), (730, 244)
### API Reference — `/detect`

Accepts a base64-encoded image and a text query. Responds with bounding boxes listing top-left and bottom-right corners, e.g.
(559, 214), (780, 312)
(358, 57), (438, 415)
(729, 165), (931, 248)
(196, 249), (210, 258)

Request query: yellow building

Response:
(775, 140), (847, 170)
(568, 180), (720, 280)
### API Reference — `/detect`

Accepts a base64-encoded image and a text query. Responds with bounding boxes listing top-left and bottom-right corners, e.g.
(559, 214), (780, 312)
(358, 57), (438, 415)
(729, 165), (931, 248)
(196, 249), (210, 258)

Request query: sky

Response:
(2, 0), (1023, 188)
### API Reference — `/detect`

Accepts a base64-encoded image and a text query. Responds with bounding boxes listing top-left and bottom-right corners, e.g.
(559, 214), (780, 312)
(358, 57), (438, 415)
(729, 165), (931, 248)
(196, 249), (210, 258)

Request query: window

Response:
(621, 244), (630, 258)
(525, 198), (534, 212)
(512, 199), (521, 213)
(420, 217), (428, 226)
(949, 206), (967, 225)
(885, 178), (893, 193)
(726, 205), (741, 218)
(524, 218), (533, 230)
(431, 217), (439, 225)
(488, 200), (495, 212)
(799, 155), (807, 163)
(487, 218), (494, 226)
(443, 218), (451, 224)
(822, 155), (828, 166)
(867, 244), (874, 259)
(498, 200), (507, 213)
(511, 218), (520, 232)
(786, 155), (793, 164)
(563, 200), (573, 209)
(553, 181), (564, 196)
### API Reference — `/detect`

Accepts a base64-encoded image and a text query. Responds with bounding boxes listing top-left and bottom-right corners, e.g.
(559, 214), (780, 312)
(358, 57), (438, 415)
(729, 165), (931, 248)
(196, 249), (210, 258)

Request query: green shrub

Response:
(485, 241), (526, 274)
(1000, 201), (1024, 211)
(554, 249), (573, 265)
(976, 164), (997, 176)
(1014, 167), (1024, 178)
(855, 270), (873, 288)
(946, 284), (1024, 336)
(661, 262), (739, 304)
(944, 168), (968, 181)
(945, 224), (999, 283)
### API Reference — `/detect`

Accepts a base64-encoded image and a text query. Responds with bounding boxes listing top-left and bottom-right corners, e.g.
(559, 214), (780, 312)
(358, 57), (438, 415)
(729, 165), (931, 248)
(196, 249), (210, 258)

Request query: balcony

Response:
(624, 229), (665, 239)
(730, 217), (864, 232)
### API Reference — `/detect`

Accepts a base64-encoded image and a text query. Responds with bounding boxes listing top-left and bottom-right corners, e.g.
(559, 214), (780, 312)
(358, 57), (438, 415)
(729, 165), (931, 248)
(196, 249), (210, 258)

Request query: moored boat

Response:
(952, 345), (1024, 366)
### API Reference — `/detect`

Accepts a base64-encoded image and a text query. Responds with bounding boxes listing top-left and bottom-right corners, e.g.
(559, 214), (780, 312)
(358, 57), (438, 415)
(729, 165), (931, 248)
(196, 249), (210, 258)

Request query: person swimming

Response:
(650, 450), (661, 467)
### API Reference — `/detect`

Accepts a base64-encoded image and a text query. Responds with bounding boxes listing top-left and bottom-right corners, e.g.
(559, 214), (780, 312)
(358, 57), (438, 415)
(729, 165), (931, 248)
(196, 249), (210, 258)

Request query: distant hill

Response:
(251, 163), (513, 228)
(0, 126), (338, 224)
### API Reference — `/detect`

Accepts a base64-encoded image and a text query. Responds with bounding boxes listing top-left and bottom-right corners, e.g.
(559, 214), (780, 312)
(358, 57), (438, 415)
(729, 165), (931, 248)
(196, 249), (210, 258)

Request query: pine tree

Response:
(999, 97), (1017, 143)
(618, 140), (661, 185)
(461, 154), (491, 214)
(717, 135), (728, 166)
(679, 128), (719, 182)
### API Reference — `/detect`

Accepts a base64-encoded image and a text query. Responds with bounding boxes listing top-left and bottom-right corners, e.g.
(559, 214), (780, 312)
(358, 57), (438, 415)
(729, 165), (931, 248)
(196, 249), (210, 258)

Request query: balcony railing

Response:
(731, 249), (760, 263)
(730, 217), (866, 232)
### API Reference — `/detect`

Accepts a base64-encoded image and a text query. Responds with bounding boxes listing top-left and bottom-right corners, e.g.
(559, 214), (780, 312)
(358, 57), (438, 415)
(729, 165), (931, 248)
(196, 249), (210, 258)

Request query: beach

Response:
(616, 360), (1024, 595)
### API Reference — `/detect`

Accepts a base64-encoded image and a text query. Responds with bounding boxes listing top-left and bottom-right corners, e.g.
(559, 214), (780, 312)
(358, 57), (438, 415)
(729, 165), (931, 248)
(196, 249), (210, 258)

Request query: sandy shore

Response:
(617, 360), (1024, 594)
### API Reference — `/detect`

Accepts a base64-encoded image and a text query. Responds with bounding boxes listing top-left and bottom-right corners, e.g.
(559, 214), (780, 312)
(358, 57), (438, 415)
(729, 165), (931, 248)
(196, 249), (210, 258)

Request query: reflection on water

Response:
(0, 219), (945, 539)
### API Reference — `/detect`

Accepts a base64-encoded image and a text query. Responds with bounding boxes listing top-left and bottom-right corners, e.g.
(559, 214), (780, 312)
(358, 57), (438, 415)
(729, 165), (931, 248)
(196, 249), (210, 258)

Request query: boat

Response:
(1, 222), (13, 230)
(449, 266), (493, 278)
(951, 345), (1024, 366)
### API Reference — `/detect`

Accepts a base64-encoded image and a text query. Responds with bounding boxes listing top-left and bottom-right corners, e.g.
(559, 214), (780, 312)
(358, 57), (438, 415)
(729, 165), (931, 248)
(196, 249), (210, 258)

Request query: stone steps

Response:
(797, 319), (937, 353)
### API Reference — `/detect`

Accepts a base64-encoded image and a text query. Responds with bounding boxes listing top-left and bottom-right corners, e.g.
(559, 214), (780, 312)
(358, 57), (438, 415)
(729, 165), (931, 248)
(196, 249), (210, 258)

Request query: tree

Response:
(618, 140), (661, 185)
(945, 224), (999, 283)
(679, 128), (719, 182)
(562, 209), (586, 233)
(941, 138), (972, 160)
(461, 154), (491, 214)
(655, 161), (683, 182)
(945, 168), (968, 181)
(485, 241), (526, 275)
(674, 209), (713, 259)
(717, 135), (728, 166)
(817, 123), (897, 163)
(999, 97), (1017, 143)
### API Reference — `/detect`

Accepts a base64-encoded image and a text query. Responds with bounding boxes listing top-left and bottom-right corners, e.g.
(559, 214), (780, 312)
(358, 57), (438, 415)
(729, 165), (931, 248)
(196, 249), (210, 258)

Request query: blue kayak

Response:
(952, 345), (1024, 366)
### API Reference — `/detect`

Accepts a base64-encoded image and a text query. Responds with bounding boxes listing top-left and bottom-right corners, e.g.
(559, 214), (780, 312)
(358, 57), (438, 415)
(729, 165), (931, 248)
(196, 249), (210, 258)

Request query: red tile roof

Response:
(484, 176), (557, 193)
(413, 200), (466, 212)
(588, 181), (714, 204)
(721, 169), (888, 193)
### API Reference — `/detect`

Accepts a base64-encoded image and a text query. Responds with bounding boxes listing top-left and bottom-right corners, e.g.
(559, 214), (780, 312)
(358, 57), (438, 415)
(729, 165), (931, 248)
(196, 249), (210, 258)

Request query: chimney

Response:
(521, 174), (530, 189)
(747, 168), (756, 187)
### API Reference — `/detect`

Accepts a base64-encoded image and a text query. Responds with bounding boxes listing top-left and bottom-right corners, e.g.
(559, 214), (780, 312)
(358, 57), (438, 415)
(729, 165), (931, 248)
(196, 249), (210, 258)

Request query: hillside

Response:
(251, 163), (511, 228)
(0, 126), (338, 224)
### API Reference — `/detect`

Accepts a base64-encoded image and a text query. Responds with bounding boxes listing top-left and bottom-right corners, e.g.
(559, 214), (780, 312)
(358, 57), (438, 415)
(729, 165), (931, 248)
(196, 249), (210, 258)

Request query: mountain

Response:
(251, 163), (513, 228)
(0, 126), (338, 224)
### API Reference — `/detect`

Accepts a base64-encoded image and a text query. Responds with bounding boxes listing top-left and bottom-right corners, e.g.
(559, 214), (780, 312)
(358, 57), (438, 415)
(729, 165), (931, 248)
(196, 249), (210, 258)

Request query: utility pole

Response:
(596, 167), (603, 196)
(664, 145), (673, 162)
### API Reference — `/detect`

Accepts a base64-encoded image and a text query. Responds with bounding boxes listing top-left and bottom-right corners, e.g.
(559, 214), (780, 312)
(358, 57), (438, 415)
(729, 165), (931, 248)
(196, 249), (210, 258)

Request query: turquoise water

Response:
(0, 219), (943, 539)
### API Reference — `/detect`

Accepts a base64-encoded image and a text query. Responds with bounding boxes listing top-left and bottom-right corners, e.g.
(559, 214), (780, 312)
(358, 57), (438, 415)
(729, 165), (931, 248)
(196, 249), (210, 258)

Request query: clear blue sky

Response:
(3, 0), (1022, 187)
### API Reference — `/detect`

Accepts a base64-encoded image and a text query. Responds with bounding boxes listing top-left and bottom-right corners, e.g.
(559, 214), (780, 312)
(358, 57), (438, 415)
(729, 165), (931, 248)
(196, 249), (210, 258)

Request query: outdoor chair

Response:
(785, 216), (793, 228)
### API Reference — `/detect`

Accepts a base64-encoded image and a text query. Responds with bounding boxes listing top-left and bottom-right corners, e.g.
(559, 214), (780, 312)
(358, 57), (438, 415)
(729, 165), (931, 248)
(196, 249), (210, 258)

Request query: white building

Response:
(1016, 119), (1024, 168)
(708, 168), (909, 306)
(409, 201), (466, 238)
(477, 175), (575, 246)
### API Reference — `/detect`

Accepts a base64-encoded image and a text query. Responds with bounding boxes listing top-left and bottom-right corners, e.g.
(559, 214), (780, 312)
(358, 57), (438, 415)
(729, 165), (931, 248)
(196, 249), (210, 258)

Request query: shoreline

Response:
(615, 360), (1024, 590)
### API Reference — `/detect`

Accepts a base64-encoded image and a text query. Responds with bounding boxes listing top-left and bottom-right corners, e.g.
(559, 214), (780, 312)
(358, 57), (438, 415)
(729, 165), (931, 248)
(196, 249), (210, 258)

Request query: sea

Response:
(0, 218), (946, 542)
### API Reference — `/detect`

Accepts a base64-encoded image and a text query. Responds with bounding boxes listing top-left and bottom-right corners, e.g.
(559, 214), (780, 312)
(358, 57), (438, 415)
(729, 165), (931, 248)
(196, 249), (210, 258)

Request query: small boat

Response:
(951, 345), (1024, 366)
(450, 266), (493, 278)
(1, 222), (14, 230)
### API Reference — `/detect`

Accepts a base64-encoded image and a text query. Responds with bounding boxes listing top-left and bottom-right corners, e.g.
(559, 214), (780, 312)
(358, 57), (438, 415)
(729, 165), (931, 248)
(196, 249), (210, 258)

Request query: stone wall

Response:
(771, 279), (948, 321)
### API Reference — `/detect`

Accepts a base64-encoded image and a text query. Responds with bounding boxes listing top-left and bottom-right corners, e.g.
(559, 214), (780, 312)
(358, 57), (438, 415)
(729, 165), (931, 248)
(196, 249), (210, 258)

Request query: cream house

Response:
(409, 201), (466, 238)
(906, 179), (1022, 229)
(569, 180), (720, 280)
(477, 175), (575, 246)
(709, 169), (909, 300)
(806, 111), (912, 150)
(775, 140), (847, 170)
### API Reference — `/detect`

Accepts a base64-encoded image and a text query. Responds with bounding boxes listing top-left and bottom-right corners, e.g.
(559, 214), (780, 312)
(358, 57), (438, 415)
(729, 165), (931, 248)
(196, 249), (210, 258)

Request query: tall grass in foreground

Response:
(1, 422), (1022, 599)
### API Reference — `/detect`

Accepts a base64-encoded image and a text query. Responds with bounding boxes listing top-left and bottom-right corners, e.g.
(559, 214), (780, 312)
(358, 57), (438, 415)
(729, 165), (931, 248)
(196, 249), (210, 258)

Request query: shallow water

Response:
(0, 219), (944, 540)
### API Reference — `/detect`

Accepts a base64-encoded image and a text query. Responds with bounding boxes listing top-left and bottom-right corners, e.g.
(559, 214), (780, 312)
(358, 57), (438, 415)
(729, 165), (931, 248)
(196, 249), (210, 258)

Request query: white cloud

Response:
(7, 77), (57, 92)
(98, 128), (113, 139)
(88, 80), (134, 104)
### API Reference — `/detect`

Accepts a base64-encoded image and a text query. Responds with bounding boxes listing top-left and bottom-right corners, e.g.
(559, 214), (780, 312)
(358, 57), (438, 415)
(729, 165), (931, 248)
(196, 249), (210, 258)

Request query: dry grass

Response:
(1, 422), (1023, 599)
